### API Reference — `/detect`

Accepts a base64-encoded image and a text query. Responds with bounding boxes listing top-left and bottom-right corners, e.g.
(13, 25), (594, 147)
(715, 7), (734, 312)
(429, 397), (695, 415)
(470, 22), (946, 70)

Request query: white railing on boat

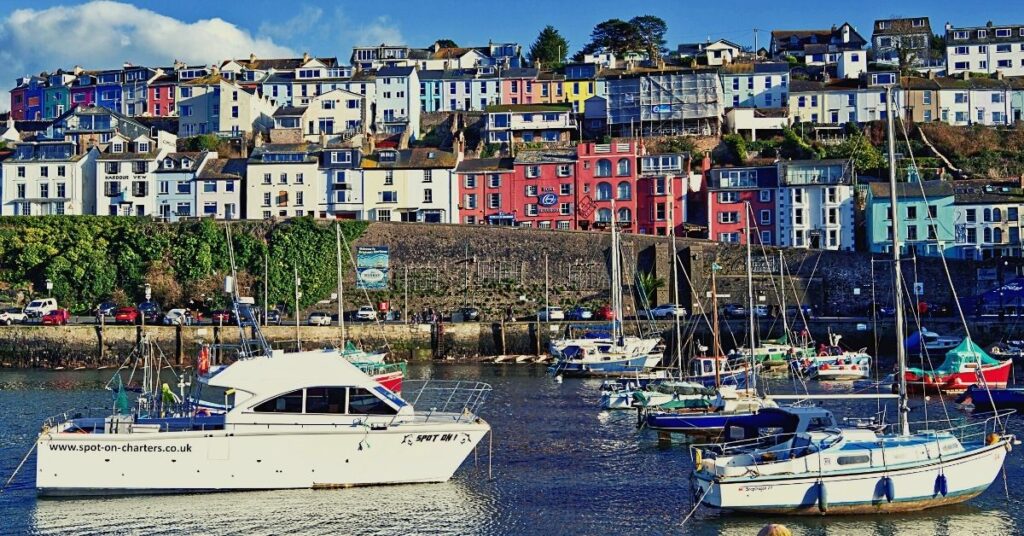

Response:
(400, 380), (492, 423)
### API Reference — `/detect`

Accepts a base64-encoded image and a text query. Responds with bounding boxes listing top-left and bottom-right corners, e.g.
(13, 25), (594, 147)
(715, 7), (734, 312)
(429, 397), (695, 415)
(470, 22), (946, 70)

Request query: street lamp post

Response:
(45, 279), (53, 298)
(143, 283), (151, 330)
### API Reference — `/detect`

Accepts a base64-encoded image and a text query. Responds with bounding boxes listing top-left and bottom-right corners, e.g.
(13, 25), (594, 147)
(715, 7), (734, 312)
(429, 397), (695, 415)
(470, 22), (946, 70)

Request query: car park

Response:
(722, 303), (746, 318)
(0, 307), (27, 325)
(355, 306), (377, 321)
(594, 305), (615, 321)
(137, 302), (163, 323)
(566, 306), (593, 320)
(94, 301), (118, 321)
(163, 309), (195, 326)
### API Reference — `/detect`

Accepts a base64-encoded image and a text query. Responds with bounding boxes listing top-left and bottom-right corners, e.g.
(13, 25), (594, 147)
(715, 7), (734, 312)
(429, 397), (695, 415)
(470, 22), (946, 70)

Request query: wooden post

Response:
(534, 317), (541, 357)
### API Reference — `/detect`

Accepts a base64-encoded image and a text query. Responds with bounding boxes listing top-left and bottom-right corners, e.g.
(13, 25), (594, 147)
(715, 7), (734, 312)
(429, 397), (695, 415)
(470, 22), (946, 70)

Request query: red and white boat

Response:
(905, 338), (1012, 393)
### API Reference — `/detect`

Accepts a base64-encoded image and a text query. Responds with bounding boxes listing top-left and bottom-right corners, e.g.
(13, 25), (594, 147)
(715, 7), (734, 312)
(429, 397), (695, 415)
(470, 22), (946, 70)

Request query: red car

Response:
(210, 310), (234, 324)
(594, 305), (615, 321)
(114, 306), (139, 324)
(41, 308), (70, 326)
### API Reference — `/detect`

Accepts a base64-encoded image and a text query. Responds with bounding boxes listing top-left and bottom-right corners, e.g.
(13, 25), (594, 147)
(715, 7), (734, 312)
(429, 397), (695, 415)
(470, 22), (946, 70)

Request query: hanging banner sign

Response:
(356, 246), (389, 290)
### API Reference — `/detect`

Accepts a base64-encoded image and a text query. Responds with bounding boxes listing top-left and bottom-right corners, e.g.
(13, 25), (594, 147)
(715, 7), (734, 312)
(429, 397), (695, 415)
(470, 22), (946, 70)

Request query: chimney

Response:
(927, 69), (935, 80)
(123, 61), (133, 69)
(173, 59), (186, 71)
(996, 70), (1004, 80)
(211, 64), (220, 75)
(962, 70), (970, 80)
(302, 51), (311, 63)
(945, 22), (952, 32)
(73, 65), (83, 76)
(1019, 173), (1024, 190)
(249, 52), (257, 63)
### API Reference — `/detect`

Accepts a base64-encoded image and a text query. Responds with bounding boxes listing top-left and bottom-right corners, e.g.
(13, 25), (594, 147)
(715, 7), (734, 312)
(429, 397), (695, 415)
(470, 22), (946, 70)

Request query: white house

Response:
(837, 50), (867, 79)
(244, 143), (321, 219)
(95, 133), (171, 216)
(155, 151), (214, 221)
(178, 76), (277, 137)
(776, 160), (856, 250)
(361, 148), (459, 224)
(485, 104), (576, 144)
(195, 156), (243, 219)
(374, 67), (421, 138)
(720, 63), (790, 108)
(318, 146), (364, 219)
(2, 141), (97, 215)
(934, 78), (1012, 126)
(704, 40), (744, 66)
(946, 23), (1024, 77)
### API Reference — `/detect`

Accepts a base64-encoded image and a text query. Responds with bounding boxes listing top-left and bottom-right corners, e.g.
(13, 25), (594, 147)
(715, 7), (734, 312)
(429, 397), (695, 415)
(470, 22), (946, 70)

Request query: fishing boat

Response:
(685, 355), (752, 388)
(957, 384), (1024, 412)
(806, 353), (871, 381)
(549, 202), (663, 377)
(600, 380), (715, 410)
(729, 339), (815, 372)
(905, 328), (960, 354)
(689, 85), (1015, 515)
(36, 298), (490, 496)
(904, 338), (1012, 394)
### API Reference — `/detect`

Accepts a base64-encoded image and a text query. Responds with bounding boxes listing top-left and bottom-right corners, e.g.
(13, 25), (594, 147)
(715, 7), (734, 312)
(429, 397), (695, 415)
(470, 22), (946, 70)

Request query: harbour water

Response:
(1, 363), (1022, 535)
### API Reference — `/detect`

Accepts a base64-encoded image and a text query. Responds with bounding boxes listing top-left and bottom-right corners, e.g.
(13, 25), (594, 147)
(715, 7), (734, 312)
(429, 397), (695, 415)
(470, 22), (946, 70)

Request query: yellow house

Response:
(563, 79), (597, 114)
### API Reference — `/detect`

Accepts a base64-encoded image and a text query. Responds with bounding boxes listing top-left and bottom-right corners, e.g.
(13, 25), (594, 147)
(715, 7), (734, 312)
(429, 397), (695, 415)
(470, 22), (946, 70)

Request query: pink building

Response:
(147, 73), (177, 117)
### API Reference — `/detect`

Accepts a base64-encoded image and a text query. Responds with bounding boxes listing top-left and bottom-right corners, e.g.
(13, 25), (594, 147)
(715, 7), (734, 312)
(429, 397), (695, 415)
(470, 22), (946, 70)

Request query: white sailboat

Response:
(550, 199), (663, 376)
(689, 85), (1015, 514)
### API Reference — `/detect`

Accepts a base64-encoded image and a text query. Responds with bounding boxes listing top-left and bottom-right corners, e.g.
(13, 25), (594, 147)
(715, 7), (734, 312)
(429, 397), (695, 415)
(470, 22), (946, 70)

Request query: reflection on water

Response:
(1, 363), (1022, 534)
(33, 481), (499, 536)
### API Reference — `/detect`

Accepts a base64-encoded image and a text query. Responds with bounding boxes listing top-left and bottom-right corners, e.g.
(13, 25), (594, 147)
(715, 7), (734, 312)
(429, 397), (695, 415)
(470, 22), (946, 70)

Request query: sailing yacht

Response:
(689, 85), (1015, 514)
(550, 201), (663, 376)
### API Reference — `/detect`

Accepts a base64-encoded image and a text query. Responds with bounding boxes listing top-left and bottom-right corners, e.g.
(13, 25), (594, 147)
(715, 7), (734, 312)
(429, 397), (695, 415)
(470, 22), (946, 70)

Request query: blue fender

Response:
(935, 473), (948, 497)
(883, 476), (895, 503)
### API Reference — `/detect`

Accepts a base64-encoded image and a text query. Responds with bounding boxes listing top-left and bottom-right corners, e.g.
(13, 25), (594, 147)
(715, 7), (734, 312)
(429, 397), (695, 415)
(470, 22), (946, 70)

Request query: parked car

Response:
(752, 304), (770, 318)
(454, 307), (481, 322)
(566, 306), (593, 321)
(785, 304), (814, 318)
(114, 306), (140, 324)
(41, 308), (70, 326)
(265, 308), (282, 325)
(308, 311), (332, 326)
(137, 301), (163, 323)
(24, 298), (58, 319)
(594, 305), (615, 321)
(162, 309), (195, 326)
(94, 300), (118, 321)
(355, 306), (377, 321)
(647, 304), (687, 319)
(878, 306), (897, 317)
(0, 307), (27, 325)
(722, 303), (746, 318)
(537, 306), (565, 321)
(210, 310), (234, 324)
(918, 301), (952, 317)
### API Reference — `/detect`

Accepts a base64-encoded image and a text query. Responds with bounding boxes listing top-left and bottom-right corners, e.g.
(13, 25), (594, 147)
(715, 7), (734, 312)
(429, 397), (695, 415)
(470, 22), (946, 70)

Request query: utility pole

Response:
(294, 266), (301, 352)
(753, 28), (760, 58)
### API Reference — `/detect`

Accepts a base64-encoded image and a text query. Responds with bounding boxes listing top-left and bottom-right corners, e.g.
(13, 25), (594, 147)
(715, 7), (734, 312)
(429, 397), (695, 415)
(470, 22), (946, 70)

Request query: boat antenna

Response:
(885, 85), (910, 436)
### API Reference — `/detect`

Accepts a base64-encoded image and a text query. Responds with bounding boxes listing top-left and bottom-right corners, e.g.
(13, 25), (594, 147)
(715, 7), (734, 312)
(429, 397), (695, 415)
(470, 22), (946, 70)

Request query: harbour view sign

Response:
(356, 246), (389, 290)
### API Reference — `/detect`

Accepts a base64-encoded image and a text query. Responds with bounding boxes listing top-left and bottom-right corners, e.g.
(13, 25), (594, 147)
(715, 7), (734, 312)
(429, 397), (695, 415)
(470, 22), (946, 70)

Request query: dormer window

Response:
(138, 142), (149, 153)
(379, 151), (397, 162)
(112, 142), (123, 153)
(182, 158), (191, 168)
(163, 158), (173, 168)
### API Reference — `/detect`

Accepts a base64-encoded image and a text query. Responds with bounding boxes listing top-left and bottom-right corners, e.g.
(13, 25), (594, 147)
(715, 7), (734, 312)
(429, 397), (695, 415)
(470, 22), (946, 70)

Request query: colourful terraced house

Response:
(562, 63), (603, 114)
(43, 71), (76, 119)
(10, 75), (46, 120)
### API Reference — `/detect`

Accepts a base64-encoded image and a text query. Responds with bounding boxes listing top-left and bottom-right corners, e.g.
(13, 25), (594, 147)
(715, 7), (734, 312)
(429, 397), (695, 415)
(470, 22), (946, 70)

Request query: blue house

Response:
(866, 180), (956, 257)
(95, 69), (123, 112)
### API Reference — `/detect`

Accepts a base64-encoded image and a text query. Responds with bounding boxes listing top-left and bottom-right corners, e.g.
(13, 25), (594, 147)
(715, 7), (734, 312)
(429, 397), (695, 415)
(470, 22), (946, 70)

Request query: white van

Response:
(25, 298), (58, 318)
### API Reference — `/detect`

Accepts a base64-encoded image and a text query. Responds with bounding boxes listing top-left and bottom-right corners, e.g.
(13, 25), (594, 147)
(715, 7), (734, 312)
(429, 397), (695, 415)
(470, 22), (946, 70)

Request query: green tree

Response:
(629, 15), (668, 61)
(434, 39), (458, 49)
(824, 132), (885, 172)
(635, 271), (664, 305)
(578, 18), (641, 58)
(184, 134), (220, 151)
(528, 25), (570, 68)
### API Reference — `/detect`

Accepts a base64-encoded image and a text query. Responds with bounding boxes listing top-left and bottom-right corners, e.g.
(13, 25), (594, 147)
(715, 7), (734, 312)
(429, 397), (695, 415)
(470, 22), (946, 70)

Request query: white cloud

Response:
(0, 1), (296, 110)
(257, 5), (323, 45)
(352, 16), (404, 47)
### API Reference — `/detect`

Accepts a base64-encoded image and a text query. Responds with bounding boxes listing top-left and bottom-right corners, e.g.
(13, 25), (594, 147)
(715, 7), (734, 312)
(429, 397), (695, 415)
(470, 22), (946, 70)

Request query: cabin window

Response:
(304, 387), (347, 414)
(253, 389), (304, 413)
(347, 387), (397, 415)
(836, 455), (870, 465)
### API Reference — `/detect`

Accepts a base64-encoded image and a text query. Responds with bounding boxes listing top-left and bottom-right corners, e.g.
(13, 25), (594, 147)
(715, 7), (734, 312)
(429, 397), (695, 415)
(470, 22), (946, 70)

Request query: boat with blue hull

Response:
(957, 384), (1024, 412)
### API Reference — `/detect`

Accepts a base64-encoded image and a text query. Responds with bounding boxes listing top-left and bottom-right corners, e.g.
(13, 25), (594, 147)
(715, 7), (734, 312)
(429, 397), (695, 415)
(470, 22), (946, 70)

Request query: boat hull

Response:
(957, 385), (1024, 412)
(694, 439), (1010, 514)
(36, 420), (489, 496)
(554, 354), (662, 377)
(905, 360), (1012, 394)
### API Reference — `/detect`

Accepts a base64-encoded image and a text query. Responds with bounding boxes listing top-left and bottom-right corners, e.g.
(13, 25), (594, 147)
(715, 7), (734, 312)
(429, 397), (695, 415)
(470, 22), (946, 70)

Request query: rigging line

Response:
(871, 259), (881, 413)
(681, 480), (714, 527)
(898, 255), (953, 428)
(893, 96), (1003, 428)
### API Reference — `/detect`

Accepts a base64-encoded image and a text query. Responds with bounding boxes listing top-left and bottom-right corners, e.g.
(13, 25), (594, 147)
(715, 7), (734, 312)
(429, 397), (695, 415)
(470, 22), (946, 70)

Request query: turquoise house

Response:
(43, 72), (76, 119)
(866, 180), (956, 257)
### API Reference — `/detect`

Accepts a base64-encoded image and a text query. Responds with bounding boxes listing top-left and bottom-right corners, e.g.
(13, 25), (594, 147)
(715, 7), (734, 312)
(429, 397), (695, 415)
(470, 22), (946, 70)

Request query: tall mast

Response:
(610, 198), (621, 341)
(745, 202), (757, 394)
(669, 174), (682, 377)
(336, 224), (346, 346)
(779, 250), (788, 343)
(711, 258), (721, 388)
(886, 85), (910, 437)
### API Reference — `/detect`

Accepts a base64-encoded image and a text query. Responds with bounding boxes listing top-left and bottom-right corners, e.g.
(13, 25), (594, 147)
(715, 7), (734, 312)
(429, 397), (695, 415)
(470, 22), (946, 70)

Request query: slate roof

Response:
(376, 66), (415, 77)
(98, 150), (160, 161)
(873, 18), (932, 37)
(155, 151), (205, 172)
(223, 57), (339, 70)
(273, 106), (307, 117)
(455, 157), (515, 173)
(514, 148), (576, 165)
(952, 179), (1024, 203)
(869, 180), (954, 199)
(487, 103), (573, 113)
(198, 157), (246, 179)
(361, 148), (457, 169)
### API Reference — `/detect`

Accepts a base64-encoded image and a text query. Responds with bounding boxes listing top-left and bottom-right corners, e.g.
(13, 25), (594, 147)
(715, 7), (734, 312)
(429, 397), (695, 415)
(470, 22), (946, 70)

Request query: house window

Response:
(263, 192), (272, 206)
(488, 174), (501, 188)
(760, 210), (771, 225)
(423, 170), (432, 183)
(617, 182), (631, 200)
(423, 189), (433, 203)
(595, 159), (612, 177)
(488, 193), (501, 209)
(296, 173), (304, 184)
(296, 192), (304, 206)
(204, 181), (216, 193)
(596, 182), (612, 201)
(385, 171), (394, 185)
(525, 204), (538, 216)
(616, 159), (630, 176)
(760, 230), (771, 243)
(557, 165), (571, 177)
(719, 212), (739, 224)
(526, 185), (538, 196)
(204, 202), (218, 215)
(263, 173), (271, 184)
(560, 184), (572, 195)
(526, 166), (540, 178)
(759, 190), (771, 202)
(719, 191), (739, 203)
(377, 209), (391, 222)
(966, 209), (976, 222)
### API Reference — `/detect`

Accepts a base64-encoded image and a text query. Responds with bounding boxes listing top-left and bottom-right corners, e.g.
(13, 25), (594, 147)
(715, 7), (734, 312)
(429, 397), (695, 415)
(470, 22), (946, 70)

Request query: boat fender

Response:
(987, 433), (1001, 446)
(817, 481), (828, 513)
(695, 448), (703, 468)
(882, 476), (895, 503)
(936, 474), (948, 497)
(197, 346), (210, 375)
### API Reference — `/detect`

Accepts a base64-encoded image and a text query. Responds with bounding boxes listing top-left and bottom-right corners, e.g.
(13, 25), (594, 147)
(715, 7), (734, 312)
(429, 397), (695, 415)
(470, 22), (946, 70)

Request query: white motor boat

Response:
(35, 302), (491, 496)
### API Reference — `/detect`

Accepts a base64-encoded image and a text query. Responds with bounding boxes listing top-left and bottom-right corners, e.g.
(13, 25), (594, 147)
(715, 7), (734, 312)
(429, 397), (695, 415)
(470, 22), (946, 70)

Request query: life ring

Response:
(198, 346), (211, 375)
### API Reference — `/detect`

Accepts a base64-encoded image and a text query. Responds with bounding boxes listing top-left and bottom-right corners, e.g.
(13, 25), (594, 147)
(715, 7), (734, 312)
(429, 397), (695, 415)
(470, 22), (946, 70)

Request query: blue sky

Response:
(2, 1), (1024, 109)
